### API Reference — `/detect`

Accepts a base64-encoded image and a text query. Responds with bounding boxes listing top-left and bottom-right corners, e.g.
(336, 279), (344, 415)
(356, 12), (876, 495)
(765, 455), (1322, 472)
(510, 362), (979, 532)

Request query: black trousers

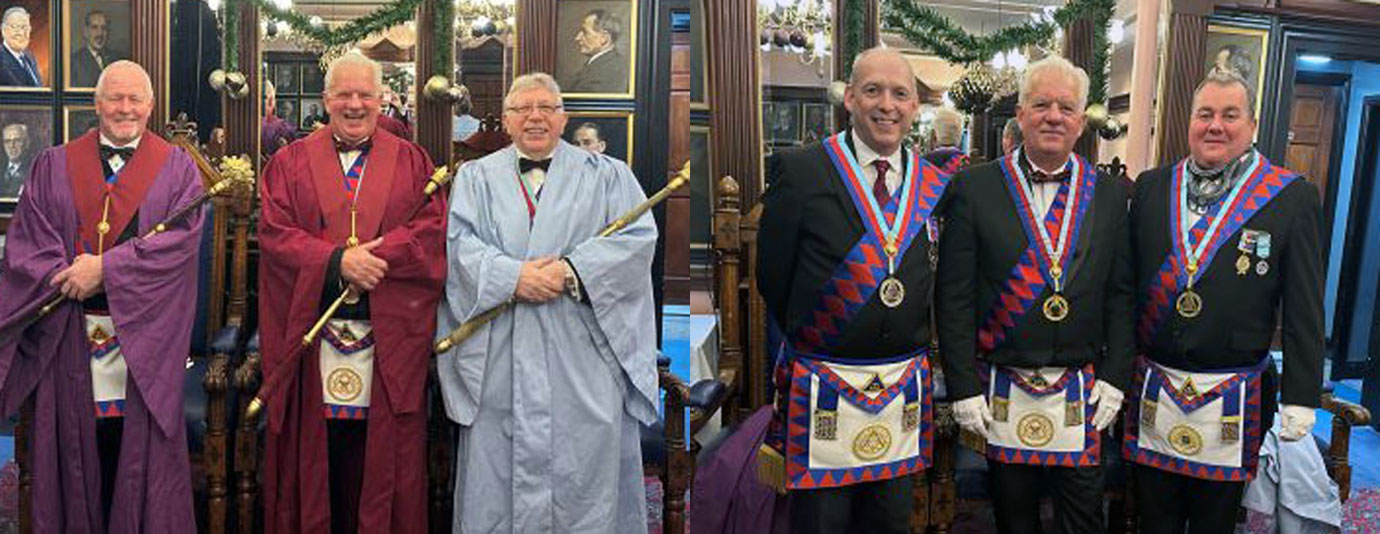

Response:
(96, 416), (124, 523)
(1134, 465), (1245, 534)
(987, 462), (1104, 534)
(789, 475), (912, 534)
(328, 419), (369, 534)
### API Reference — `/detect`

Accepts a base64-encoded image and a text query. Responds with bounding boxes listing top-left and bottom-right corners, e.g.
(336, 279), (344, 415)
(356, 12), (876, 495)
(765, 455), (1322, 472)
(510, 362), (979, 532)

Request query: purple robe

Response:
(262, 115), (297, 156)
(690, 406), (791, 534)
(0, 134), (203, 533)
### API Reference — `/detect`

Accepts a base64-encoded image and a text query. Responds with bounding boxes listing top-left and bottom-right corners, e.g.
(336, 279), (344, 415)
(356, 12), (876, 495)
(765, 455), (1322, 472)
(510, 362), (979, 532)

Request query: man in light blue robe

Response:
(436, 72), (658, 534)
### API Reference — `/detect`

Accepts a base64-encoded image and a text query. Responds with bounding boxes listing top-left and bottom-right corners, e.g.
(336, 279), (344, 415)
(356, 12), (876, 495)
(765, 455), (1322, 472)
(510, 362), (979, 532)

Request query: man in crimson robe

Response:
(257, 52), (445, 534)
(0, 61), (202, 532)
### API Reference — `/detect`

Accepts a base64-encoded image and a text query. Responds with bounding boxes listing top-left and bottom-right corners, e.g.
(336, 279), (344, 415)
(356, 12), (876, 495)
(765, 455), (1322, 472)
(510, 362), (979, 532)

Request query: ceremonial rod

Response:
(433, 164), (689, 355)
(0, 167), (253, 348)
(245, 166), (452, 419)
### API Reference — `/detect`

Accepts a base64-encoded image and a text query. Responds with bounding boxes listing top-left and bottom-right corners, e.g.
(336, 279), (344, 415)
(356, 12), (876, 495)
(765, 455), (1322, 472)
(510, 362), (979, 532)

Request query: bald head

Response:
(844, 47), (920, 156)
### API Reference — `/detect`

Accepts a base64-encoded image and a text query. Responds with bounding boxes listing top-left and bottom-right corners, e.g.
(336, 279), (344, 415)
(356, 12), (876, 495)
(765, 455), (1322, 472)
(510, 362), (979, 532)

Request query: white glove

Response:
(953, 395), (993, 440)
(1278, 404), (1316, 441)
(1087, 380), (1124, 432)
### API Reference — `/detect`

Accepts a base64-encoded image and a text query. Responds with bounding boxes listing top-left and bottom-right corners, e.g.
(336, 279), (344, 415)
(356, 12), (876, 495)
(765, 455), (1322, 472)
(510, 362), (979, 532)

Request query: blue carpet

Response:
(1317, 380), (1380, 490)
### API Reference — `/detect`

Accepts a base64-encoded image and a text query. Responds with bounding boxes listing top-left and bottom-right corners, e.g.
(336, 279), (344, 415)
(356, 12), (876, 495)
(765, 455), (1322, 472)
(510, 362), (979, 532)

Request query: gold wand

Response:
(0, 165), (253, 348)
(245, 166), (452, 419)
(433, 164), (689, 354)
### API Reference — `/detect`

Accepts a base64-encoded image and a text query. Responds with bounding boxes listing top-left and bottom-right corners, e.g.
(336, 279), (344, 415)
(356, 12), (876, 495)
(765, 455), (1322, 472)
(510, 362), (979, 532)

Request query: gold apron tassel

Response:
(1065, 400), (1083, 427)
(992, 397), (1010, 422)
(1220, 416), (1241, 444)
(755, 444), (788, 495)
(1141, 400), (1158, 427)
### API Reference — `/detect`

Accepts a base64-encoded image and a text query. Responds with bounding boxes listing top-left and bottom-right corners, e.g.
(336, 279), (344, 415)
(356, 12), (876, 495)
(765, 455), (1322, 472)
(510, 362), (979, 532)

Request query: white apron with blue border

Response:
(319, 318), (374, 420)
(87, 313), (128, 417)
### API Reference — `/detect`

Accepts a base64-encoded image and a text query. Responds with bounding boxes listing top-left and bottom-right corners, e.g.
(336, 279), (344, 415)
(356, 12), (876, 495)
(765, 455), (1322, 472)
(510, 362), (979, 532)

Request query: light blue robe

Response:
(437, 140), (658, 534)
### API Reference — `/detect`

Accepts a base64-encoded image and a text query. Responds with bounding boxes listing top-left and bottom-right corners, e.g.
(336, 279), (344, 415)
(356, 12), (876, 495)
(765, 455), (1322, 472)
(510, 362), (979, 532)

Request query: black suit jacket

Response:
(0, 48), (40, 87)
(0, 154), (32, 198)
(757, 137), (948, 359)
(1130, 163), (1324, 408)
(70, 47), (126, 87)
(937, 157), (1135, 400)
(565, 48), (627, 93)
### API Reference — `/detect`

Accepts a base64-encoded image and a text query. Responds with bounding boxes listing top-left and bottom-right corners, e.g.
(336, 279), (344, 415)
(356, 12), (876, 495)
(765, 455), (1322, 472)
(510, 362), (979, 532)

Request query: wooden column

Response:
(832, 0), (881, 130)
(415, 0), (453, 165)
(517, 0), (557, 75)
(706, 0), (762, 206)
(1157, 4), (1211, 166)
(1065, 16), (1100, 161)
(131, 0), (171, 132)
(223, 3), (261, 165)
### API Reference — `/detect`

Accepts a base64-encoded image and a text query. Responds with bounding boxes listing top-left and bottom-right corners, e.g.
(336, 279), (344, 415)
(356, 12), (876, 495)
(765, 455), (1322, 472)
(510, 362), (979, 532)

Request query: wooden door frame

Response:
(1292, 70), (1351, 260)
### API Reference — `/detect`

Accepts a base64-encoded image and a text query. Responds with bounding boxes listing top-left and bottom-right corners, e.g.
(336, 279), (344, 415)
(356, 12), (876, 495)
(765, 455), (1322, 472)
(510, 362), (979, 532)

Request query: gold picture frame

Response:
(61, 0), (131, 92)
(554, 0), (639, 99)
(63, 104), (97, 142)
(563, 110), (635, 164)
(0, 0), (52, 92)
(0, 103), (53, 203)
(1205, 24), (1270, 120)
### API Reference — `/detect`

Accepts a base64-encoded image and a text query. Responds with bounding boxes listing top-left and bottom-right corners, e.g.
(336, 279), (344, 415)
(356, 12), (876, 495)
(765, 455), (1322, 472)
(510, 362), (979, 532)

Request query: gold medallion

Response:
(1175, 289), (1202, 318)
(852, 424), (893, 461)
(1236, 254), (1251, 275)
(1168, 424), (1203, 456)
(1017, 413), (1055, 448)
(879, 277), (905, 308)
(1042, 293), (1070, 322)
(326, 368), (364, 402)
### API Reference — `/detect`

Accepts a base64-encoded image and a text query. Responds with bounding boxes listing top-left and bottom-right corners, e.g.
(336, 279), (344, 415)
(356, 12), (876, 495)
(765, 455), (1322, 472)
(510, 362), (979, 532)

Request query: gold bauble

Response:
(424, 75), (453, 102)
(1084, 103), (1109, 128)
(207, 69), (226, 91)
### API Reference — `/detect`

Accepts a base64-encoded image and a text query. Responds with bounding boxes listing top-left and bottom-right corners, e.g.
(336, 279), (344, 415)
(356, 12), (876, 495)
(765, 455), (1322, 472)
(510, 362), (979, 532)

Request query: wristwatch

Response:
(562, 258), (582, 300)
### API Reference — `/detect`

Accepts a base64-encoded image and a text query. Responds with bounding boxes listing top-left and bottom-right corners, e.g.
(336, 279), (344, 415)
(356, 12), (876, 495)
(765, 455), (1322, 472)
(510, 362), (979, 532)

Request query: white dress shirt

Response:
(100, 133), (141, 174)
(850, 130), (903, 196)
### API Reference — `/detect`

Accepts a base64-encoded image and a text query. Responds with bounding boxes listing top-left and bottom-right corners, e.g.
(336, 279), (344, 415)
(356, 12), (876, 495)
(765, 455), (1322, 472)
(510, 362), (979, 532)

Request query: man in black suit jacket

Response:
(0, 123), (32, 198)
(70, 10), (127, 88)
(0, 7), (42, 87)
(937, 55), (1134, 534)
(757, 48), (951, 534)
(1127, 71), (1323, 534)
(564, 9), (627, 93)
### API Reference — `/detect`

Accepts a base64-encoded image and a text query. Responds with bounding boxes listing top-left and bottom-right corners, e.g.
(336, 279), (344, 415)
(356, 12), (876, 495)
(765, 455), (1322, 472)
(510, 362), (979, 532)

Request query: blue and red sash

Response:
(976, 152), (1097, 352)
(926, 146), (970, 175)
(791, 133), (950, 353)
(1136, 155), (1298, 345)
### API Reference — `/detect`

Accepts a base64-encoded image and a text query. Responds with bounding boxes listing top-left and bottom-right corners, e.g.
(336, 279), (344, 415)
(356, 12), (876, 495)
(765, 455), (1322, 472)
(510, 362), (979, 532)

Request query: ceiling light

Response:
(1299, 54), (1332, 64)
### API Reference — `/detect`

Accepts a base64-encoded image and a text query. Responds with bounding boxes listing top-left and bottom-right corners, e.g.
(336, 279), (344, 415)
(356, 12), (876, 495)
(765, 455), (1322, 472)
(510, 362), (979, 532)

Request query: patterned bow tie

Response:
(1028, 169), (1071, 183)
(334, 138), (372, 153)
(519, 157), (551, 174)
(100, 145), (135, 161)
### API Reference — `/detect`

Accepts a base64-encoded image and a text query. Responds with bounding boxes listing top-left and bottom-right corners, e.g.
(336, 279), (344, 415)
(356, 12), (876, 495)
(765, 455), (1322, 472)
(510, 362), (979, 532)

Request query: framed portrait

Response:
(562, 111), (633, 164)
(274, 63), (298, 94)
(275, 97), (298, 126)
(553, 0), (638, 98)
(63, 105), (97, 141)
(801, 102), (831, 143)
(61, 0), (131, 91)
(299, 98), (325, 130)
(0, 0), (51, 90)
(1205, 24), (1269, 120)
(301, 63), (325, 94)
(765, 100), (800, 144)
(0, 105), (53, 203)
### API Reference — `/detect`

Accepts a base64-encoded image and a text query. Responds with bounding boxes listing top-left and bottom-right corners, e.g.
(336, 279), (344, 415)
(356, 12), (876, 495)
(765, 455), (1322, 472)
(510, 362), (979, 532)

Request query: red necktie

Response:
(873, 159), (892, 206)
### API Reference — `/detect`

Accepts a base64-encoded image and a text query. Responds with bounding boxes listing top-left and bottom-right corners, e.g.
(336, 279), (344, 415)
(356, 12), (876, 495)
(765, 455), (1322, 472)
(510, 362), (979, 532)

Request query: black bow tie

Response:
(100, 145), (135, 161)
(1028, 169), (1071, 184)
(334, 138), (372, 153)
(519, 157), (551, 174)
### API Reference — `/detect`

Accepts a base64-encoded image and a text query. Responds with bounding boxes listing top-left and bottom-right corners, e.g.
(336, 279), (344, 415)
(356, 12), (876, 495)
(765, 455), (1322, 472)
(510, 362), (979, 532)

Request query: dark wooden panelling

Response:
(517, 0), (557, 75)
(1065, 16), (1100, 161)
(223, 2), (260, 166)
(706, 0), (762, 206)
(415, 0), (452, 165)
(1157, 13), (1208, 166)
(131, 0), (171, 133)
(666, 21), (691, 305)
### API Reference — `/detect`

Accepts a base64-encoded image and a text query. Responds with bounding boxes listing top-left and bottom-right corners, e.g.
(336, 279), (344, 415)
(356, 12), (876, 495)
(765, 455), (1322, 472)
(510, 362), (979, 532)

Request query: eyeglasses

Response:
(505, 104), (563, 116)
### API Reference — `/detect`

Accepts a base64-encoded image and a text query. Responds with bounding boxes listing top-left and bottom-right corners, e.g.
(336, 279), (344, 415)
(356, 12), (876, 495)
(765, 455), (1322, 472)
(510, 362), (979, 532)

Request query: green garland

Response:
(882, 0), (1114, 104)
(432, 0), (454, 78)
(841, 0), (864, 81)
(220, 0), (428, 74)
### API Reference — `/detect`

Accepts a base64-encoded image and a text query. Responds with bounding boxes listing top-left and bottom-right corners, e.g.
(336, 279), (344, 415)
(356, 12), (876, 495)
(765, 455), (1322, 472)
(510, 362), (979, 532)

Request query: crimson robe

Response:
(0, 131), (202, 533)
(257, 127), (445, 533)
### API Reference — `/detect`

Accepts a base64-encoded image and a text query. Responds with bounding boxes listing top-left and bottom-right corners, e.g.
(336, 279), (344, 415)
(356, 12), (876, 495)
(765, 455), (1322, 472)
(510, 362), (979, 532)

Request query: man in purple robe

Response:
(0, 60), (202, 533)
(261, 80), (296, 157)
